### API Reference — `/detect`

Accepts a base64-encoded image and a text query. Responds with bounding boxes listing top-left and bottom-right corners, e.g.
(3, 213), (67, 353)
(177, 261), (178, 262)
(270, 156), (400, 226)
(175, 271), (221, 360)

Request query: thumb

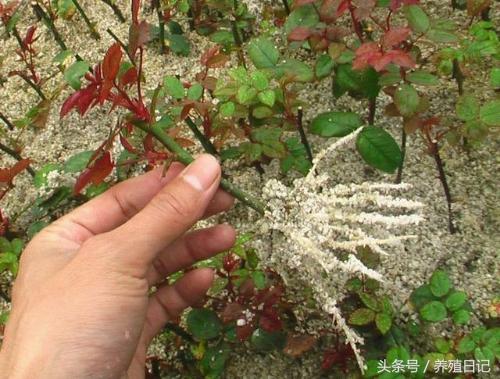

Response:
(102, 154), (221, 272)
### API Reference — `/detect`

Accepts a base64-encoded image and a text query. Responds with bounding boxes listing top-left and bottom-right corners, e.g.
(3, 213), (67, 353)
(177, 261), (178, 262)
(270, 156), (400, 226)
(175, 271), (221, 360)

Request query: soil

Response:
(0, 1), (498, 378)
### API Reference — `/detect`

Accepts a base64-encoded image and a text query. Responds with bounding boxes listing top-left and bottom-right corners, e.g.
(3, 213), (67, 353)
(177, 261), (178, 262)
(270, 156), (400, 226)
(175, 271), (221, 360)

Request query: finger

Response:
(58, 158), (232, 245)
(142, 268), (214, 345)
(148, 224), (235, 285)
(106, 154), (221, 268)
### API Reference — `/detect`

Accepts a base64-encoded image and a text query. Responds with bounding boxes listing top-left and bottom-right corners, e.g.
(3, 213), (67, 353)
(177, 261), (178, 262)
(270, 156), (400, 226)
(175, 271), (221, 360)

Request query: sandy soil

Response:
(0, 1), (498, 378)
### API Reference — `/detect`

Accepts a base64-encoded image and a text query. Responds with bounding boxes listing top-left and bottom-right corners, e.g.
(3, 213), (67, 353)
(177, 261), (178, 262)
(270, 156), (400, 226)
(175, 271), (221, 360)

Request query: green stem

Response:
(72, 0), (101, 40)
(134, 121), (265, 214)
(184, 117), (218, 156)
(32, 3), (68, 51)
(153, 0), (166, 54)
(18, 73), (46, 101)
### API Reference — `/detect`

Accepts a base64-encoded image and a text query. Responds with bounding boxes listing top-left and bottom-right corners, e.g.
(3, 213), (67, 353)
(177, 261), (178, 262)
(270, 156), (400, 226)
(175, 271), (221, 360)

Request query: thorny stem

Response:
(133, 121), (265, 214)
(0, 112), (15, 131)
(231, 20), (246, 69)
(153, 0), (166, 54)
(395, 129), (406, 184)
(17, 72), (46, 100)
(100, 0), (126, 22)
(282, 0), (290, 15)
(452, 58), (464, 95)
(72, 0), (101, 40)
(296, 107), (313, 164)
(368, 99), (376, 125)
(431, 142), (457, 234)
(0, 140), (35, 177)
(185, 117), (218, 156)
(31, 3), (67, 51)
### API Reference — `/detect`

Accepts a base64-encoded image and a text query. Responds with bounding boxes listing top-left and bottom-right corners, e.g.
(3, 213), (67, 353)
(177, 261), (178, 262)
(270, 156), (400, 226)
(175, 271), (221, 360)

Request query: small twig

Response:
(296, 107), (313, 164)
(431, 142), (457, 234)
(368, 99), (376, 125)
(106, 28), (135, 64)
(31, 3), (68, 51)
(0, 112), (15, 131)
(395, 129), (407, 184)
(185, 117), (218, 156)
(282, 0), (290, 15)
(100, 0), (126, 22)
(153, 0), (166, 54)
(452, 58), (465, 95)
(133, 121), (265, 214)
(72, 0), (101, 40)
(0, 140), (35, 177)
(17, 72), (46, 100)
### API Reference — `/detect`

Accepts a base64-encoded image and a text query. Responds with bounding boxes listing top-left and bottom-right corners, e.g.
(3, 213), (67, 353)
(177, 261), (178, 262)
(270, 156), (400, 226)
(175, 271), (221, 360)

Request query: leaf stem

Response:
(133, 121), (265, 214)
(431, 142), (456, 234)
(297, 107), (313, 164)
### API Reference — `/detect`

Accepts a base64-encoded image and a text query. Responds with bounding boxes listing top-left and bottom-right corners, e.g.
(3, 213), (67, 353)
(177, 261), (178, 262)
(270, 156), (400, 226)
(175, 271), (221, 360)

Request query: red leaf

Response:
(120, 67), (138, 87)
(378, 49), (415, 71)
(352, 42), (382, 71)
(221, 302), (244, 323)
(288, 27), (313, 42)
(74, 151), (113, 194)
(259, 307), (282, 332)
(131, 0), (140, 25)
(0, 159), (31, 184)
(336, 0), (351, 17)
(382, 27), (411, 49)
(236, 323), (254, 341)
(284, 335), (317, 358)
(119, 134), (137, 153)
(293, 0), (316, 7)
(102, 43), (122, 81)
(128, 20), (150, 57)
(390, 0), (419, 11)
(23, 26), (37, 46)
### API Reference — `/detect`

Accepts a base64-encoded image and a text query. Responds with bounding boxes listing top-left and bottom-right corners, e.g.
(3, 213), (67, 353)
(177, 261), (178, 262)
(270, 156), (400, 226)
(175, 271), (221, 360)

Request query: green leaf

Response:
(333, 64), (380, 100)
(186, 308), (223, 340)
(10, 239), (23, 256)
(27, 220), (49, 239)
(457, 336), (476, 353)
(404, 5), (430, 34)
(250, 71), (269, 91)
(480, 100), (500, 126)
(167, 34), (190, 56)
(199, 342), (230, 378)
(187, 83), (203, 100)
(349, 308), (376, 326)
(246, 248), (260, 269)
(394, 84), (420, 117)
(64, 150), (93, 173)
(310, 112), (363, 138)
(444, 291), (467, 311)
(251, 271), (266, 290)
(429, 270), (451, 297)
(252, 106), (274, 119)
(258, 89), (276, 107)
(0, 238), (10, 253)
(64, 61), (90, 90)
(279, 59), (314, 82)
(359, 292), (380, 311)
(456, 95), (480, 122)
(407, 71), (439, 86)
(490, 67), (500, 88)
(251, 329), (286, 352)
(452, 309), (471, 325)
(426, 29), (458, 43)
(284, 5), (319, 35)
(219, 102), (236, 117)
(435, 338), (451, 354)
(280, 137), (312, 175)
(356, 127), (402, 174)
(34, 164), (61, 189)
(376, 313), (392, 335)
(379, 72), (402, 87)
(237, 85), (258, 105)
(0, 252), (18, 275)
(247, 38), (279, 69)
(163, 76), (185, 99)
(419, 301), (447, 322)
(53, 50), (73, 65)
(315, 54), (334, 79)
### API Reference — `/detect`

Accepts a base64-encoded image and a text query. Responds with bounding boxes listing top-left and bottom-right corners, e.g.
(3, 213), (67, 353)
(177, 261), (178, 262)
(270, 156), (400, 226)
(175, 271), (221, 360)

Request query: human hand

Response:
(0, 154), (235, 379)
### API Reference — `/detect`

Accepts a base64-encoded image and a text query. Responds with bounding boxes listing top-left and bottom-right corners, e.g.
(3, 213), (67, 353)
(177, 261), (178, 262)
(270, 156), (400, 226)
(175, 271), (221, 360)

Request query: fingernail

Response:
(181, 154), (220, 191)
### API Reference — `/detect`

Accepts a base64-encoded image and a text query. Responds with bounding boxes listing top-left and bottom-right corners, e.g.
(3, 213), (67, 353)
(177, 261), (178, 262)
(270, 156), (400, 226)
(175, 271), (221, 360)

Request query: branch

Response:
(184, 117), (218, 156)
(0, 112), (15, 131)
(72, 0), (101, 40)
(297, 107), (313, 164)
(100, 0), (126, 22)
(133, 121), (265, 214)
